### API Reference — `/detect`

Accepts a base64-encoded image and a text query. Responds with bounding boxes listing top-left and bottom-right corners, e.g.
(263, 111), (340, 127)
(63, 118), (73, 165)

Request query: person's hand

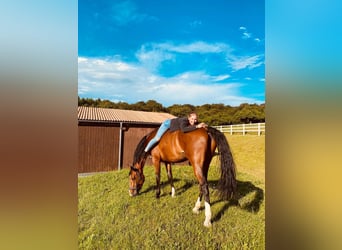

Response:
(196, 122), (208, 129)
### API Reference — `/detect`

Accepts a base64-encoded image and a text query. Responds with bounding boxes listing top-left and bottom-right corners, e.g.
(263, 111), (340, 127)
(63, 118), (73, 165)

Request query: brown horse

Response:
(129, 126), (237, 227)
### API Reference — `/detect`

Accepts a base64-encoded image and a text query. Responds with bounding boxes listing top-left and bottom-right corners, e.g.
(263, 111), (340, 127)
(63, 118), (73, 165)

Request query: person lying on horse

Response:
(143, 112), (208, 156)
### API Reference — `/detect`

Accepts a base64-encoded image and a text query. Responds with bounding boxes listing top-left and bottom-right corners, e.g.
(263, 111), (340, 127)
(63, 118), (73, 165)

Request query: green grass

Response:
(226, 135), (265, 182)
(78, 135), (265, 249)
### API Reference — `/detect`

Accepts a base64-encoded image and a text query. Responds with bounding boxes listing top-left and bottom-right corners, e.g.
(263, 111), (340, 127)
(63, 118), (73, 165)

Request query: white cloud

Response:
(238, 26), (262, 44)
(156, 41), (229, 54)
(212, 74), (230, 81)
(78, 56), (260, 106)
(135, 45), (174, 71)
(133, 41), (231, 72)
(143, 77), (244, 106)
(227, 54), (264, 71)
(135, 41), (261, 75)
(78, 57), (87, 63)
(242, 32), (252, 39)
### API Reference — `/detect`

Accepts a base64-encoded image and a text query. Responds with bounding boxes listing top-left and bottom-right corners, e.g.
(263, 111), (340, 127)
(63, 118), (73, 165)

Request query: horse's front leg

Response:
(192, 186), (203, 214)
(193, 182), (212, 227)
(154, 161), (161, 198)
(165, 163), (175, 197)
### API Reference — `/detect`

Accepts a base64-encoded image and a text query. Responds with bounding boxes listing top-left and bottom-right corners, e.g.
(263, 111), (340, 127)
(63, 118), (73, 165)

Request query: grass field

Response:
(78, 134), (265, 249)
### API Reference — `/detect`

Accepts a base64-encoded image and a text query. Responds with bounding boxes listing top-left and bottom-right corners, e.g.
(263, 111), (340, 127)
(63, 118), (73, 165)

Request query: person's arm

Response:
(179, 119), (208, 133)
(195, 122), (208, 129)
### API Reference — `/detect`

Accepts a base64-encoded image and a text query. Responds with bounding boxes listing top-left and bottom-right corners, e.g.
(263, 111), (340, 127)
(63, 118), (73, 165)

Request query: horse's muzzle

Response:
(129, 188), (139, 197)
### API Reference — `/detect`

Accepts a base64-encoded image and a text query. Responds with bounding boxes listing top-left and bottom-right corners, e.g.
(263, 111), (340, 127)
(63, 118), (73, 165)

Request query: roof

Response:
(78, 106), (176, 124)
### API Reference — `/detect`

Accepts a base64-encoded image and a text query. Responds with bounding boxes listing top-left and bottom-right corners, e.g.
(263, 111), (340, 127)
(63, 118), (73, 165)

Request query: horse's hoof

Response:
(203, 221), (212, 227)
(192, 208), (200, 214)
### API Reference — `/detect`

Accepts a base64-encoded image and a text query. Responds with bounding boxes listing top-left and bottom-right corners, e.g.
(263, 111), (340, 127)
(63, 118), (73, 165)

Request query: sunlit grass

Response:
(227, 135), (265, 182)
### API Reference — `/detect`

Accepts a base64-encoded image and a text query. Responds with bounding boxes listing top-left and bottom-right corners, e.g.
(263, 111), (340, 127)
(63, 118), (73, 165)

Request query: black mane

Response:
(133, 130), (155, 164)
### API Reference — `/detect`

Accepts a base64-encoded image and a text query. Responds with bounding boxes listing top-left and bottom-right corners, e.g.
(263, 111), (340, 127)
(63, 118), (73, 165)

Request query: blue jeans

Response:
(144, 119), (171, 152)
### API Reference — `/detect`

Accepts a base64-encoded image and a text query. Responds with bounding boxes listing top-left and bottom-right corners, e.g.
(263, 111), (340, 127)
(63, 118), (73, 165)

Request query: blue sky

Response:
(78, 0), (264, 107)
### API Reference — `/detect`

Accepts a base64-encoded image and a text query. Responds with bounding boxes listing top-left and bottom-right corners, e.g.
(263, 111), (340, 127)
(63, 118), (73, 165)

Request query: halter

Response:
(130, 166), (140, 172)
(129, 164), (144, 191)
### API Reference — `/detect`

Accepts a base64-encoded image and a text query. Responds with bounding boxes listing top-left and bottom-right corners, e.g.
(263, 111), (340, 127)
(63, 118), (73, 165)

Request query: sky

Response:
(78, 0), (264, 107)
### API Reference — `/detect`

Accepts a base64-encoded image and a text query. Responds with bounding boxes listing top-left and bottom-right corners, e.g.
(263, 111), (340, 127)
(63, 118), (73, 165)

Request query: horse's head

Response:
(128, 163), (145, 197)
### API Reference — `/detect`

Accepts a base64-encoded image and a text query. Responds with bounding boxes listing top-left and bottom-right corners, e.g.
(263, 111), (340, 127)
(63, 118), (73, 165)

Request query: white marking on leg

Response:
(192, 197), (201, 214)
(171, 187), (176, 197)
(203, 201), (212, 227)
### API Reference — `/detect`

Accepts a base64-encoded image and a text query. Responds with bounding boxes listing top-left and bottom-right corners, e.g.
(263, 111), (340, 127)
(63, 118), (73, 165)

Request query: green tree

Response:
(167, 104), (195, 117)
(232, 103), (265, 123)
(145, 100), (165, 112)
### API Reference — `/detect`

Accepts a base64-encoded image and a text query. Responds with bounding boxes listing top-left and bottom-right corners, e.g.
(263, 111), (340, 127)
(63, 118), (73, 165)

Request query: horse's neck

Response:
(138, 160), (145, 171)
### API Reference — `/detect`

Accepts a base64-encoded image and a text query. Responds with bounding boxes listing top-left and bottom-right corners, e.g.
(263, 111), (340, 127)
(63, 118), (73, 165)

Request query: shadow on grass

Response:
(210, 180), (264, 223)
(139, 178), (195, 197)
(140, 178), (264, 218)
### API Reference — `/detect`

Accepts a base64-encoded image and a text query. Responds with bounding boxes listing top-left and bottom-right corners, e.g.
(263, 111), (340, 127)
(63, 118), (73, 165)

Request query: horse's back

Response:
(154, 128), (214, 162)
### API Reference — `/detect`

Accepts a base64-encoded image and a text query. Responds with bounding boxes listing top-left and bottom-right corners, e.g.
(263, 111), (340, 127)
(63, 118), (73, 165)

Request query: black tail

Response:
(207, 127), (237, 200)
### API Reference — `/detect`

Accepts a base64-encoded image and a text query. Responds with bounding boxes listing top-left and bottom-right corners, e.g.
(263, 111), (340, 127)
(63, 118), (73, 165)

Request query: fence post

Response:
(258, 123), (261, 136)
(243, 124), (245, 135)
(230, 125), (233, 135)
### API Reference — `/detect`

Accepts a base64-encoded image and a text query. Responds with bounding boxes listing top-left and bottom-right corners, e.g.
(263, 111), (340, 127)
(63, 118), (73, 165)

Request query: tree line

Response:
(78, 97), (265, 125)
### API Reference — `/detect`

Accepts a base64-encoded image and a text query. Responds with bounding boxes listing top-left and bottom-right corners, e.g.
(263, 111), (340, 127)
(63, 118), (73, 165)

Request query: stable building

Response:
(78, 106), (176, 173)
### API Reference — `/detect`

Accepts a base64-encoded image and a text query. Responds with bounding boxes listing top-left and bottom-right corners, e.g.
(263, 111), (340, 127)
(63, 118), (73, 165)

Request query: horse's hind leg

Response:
(202, 182), (212, 227)
(201, 166), (212, 227)
(192, 165), (212, 227)
(165, 163), (175, 197)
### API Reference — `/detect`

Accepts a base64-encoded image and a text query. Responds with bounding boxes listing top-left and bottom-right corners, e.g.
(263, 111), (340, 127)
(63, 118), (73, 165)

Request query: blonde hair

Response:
(188, 111), (198, 117)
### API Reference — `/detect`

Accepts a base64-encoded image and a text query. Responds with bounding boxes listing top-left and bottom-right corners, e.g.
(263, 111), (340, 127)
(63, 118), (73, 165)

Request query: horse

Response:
(128, 126), (237, 227)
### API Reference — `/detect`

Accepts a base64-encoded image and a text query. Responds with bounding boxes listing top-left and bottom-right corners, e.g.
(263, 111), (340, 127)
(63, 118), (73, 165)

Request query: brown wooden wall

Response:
(78, 123), (157, 173)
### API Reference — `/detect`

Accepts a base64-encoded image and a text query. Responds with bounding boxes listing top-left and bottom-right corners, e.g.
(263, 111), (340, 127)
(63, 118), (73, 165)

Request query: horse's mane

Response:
(133, 129), (155, 164)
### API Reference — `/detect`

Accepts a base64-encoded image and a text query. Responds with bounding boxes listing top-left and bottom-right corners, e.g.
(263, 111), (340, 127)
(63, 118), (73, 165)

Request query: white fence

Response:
(212, 123), (265, 136)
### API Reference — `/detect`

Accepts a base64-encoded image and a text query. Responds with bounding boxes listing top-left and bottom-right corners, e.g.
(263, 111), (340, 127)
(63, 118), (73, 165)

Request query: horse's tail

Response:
(207, 127), (237, 200)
